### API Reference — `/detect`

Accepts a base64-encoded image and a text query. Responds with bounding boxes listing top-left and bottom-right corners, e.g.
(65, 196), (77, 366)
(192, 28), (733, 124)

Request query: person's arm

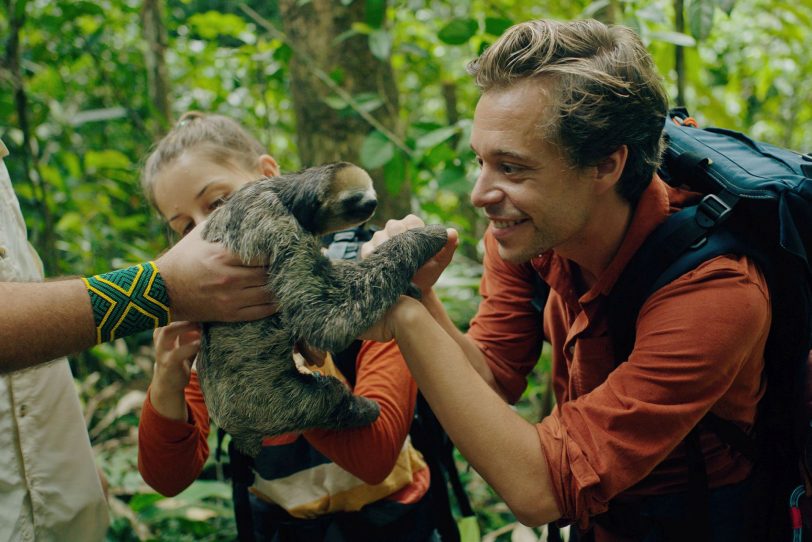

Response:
(138, 370), (211, 497)
(304, 340), (417, 485)
(366, 296), (561, 526)
(361, 217), (497, 387)
(361, 218), (542, 401)
(0, 222), (274, 372)
(420, 288), (509, 399)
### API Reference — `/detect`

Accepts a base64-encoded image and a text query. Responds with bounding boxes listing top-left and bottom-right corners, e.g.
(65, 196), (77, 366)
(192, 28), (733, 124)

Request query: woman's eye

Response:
(209, 197), (227, 211)
(182, 222), (195, 236)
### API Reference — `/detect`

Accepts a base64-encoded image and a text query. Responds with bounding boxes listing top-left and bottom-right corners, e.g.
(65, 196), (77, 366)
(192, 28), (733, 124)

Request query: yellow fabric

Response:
(252, 438), (426, 519)
(250, 353), (427, 518)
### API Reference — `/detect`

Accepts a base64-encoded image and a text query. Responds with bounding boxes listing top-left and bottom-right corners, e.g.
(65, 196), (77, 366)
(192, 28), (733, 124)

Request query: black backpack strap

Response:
(332, 339), (362, 388)
(604, 208), (769, 539)
(333, 343), (472, 541)
(229, 435), (257, 541)
(409, 393), (467, 542)
(608, 200), (741, 364)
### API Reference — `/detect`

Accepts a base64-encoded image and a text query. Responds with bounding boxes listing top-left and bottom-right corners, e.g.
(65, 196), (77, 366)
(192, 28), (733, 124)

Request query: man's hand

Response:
(360, 214), (458, 295)
(358, 295), (423, 343)
(155, 222), (276, 323)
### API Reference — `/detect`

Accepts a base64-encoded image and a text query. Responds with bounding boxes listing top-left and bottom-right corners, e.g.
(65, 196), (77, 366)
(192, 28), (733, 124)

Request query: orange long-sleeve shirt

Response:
(138, 339), (428, 502)
(468, 177), (770, 534)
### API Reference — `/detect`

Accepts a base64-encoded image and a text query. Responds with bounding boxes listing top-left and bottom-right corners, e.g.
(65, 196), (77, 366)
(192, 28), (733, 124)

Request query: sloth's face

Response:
(277, 163), (378, 235)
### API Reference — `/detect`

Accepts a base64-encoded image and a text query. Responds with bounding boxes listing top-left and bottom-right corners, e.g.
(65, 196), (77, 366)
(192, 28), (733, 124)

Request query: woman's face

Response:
(152, 149), (279, 236)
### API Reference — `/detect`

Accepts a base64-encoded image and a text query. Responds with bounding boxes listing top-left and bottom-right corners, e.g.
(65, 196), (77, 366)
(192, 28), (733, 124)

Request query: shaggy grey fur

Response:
(199, 162), (448, 457)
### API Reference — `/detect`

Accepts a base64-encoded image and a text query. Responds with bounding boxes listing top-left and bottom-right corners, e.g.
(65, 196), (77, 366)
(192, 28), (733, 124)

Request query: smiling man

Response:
(361, 19), (769, 542)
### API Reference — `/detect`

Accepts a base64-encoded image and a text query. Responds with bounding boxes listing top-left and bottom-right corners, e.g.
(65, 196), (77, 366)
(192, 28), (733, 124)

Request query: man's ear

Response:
(594, 145), (628, 194)
(258, 154), (280, 177)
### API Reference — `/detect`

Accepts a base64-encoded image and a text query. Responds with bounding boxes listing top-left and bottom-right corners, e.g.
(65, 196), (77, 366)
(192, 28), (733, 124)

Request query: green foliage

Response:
(2, 0), (811, 539)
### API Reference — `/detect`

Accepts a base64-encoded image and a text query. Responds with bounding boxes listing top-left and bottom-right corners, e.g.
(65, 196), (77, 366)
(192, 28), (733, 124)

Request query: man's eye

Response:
(501, 163), (522, 174)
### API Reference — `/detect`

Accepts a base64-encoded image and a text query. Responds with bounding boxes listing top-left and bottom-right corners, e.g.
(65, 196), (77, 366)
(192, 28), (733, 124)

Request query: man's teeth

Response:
(493, 219), (523, 229)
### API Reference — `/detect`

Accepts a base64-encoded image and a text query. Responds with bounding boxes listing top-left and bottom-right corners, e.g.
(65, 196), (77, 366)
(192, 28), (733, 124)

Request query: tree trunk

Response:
(674, 0), (687, 107)
(277, 0), (410, 222)
(141, 0), (172, 134)
(3, 0), (57, 274)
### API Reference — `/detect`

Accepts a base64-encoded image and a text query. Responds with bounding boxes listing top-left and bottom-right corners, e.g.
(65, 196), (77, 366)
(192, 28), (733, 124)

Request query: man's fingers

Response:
(229, 303), (278, 322)
(222, 265), (269, 288)
(400, 214), (425, 229)
(384, 219), (408, 237)
(435, 228), (459, 265)
(363, 215), (430, 259)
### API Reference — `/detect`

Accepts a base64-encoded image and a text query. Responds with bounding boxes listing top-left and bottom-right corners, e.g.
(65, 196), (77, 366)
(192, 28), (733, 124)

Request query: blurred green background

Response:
(1, 0), (810, 540)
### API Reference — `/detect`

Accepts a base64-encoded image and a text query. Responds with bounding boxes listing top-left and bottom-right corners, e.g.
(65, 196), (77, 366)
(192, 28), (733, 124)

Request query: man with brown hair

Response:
(362, 19), (768, 541)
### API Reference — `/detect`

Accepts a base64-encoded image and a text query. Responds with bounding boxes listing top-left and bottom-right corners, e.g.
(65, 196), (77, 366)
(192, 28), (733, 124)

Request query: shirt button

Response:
(568, 344), (575, 355)
(19, 404), (27, 417)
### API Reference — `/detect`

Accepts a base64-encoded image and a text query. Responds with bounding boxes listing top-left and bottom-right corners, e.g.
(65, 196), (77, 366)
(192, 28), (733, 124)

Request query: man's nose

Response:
(470, 170), (502, 208)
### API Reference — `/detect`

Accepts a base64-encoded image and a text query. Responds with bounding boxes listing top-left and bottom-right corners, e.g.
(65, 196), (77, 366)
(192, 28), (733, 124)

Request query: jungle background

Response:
(1, 0), (811, 540)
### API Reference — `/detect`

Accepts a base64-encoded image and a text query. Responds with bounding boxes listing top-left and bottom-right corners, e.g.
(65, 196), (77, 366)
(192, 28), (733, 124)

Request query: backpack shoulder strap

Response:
(607, 211), (754, 363)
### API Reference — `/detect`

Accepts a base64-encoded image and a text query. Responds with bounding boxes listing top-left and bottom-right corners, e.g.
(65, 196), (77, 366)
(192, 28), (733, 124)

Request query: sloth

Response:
(198, 162), (448, 457)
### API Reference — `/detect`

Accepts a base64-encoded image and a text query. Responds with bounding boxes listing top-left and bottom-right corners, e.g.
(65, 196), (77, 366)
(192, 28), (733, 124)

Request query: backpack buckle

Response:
(695, 193), (733, 228)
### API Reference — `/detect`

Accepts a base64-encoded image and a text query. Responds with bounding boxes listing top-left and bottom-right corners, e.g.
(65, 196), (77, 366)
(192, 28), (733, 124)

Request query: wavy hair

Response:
(467, 19), (668, 202)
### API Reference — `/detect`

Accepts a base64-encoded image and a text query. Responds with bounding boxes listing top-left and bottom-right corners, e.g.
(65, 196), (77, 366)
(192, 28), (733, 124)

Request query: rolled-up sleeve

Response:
(468, 230), (544, 403)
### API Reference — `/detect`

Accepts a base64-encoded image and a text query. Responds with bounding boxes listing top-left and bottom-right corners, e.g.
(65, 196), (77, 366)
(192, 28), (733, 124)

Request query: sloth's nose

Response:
(357, 195), (378, 215)
(345, 192), (378, 216)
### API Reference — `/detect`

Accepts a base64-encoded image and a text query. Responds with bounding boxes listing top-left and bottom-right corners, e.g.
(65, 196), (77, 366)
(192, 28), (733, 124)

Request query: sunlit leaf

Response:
(582, 0), (611, 19)
(416, 126), (459, 150)
(56, 212), (84, 232)
(360, 131), (395, 169)
(688, 0), (716, 41)
(187, 11), (248, 40)
(369, 29), (392, 60)
(649, 30), (697, 47)
(84, 150), (132, 171)
(717, 0), (737, 15)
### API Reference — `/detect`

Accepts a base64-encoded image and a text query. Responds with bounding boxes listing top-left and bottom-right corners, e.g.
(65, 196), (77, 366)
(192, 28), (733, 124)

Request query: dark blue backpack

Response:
(541, 109), (812, 541)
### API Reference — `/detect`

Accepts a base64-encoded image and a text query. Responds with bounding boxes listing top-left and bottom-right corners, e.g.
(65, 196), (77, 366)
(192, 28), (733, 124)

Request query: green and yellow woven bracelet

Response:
(82, 261), (172, 343)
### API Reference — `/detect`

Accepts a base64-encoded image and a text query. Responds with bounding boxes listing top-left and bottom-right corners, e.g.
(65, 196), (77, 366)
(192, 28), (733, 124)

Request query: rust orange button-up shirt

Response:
(468, 177), (770, 532)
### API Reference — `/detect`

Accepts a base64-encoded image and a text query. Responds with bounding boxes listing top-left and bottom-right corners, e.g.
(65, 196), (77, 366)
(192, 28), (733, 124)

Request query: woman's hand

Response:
(360, 215), (458, 295)
(149, 321), (201, 421)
